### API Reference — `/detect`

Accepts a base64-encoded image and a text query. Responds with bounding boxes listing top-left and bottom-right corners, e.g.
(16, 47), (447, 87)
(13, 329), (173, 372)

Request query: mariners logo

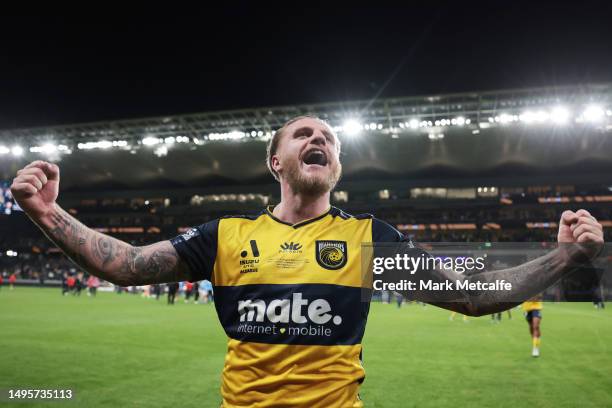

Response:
(315, 240), (347, 270)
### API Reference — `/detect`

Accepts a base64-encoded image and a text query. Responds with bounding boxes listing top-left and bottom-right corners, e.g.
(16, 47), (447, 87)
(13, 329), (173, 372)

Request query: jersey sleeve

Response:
(169, 218), (220, 282)
(372, 217), (412, 244)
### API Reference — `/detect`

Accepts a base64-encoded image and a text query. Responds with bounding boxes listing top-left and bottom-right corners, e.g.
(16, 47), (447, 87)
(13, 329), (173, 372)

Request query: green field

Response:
(1, 287), (611, 407)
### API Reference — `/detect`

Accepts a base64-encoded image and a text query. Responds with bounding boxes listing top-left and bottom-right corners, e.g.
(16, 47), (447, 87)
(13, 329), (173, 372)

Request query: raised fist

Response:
(10, 160), (60, 220)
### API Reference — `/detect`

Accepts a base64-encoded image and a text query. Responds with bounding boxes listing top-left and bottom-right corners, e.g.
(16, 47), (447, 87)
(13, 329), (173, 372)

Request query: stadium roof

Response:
(2, 83), (611, 142)
(1, 84), (611, 191)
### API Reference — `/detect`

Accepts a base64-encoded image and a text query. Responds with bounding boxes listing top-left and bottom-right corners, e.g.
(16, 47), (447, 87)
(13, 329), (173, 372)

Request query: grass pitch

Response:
(1, 287), (610, 407)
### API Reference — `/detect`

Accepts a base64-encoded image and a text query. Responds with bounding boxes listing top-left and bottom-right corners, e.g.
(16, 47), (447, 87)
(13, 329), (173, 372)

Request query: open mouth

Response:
(302, 149), (328, 166)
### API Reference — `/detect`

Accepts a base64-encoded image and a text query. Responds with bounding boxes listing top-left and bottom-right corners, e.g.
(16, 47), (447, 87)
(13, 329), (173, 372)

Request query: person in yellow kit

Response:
(522, 295), (543, 357)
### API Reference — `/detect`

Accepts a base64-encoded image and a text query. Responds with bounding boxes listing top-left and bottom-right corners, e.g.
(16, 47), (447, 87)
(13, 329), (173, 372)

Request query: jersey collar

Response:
(265, 205), (336, 228)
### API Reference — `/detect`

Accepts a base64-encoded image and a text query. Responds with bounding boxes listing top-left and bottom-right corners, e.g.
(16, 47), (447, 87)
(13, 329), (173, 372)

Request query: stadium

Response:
(1, 8), (612, 407)
(1, 83), (611, 407)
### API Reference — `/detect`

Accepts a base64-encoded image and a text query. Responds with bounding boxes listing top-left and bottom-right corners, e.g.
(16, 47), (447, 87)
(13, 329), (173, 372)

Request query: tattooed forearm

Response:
(423, 245), (591, 316)
(48, 209), (90, 265)
(38, 205), (189, 286)
(91, 235), (116, 268)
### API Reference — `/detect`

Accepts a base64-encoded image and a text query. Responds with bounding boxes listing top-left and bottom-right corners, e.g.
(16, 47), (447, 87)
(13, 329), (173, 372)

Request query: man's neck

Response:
(272, 184), (331, 225)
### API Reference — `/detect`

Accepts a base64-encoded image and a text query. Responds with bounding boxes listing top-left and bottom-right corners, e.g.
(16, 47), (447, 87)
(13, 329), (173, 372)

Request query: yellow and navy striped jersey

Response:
(170, 206), (406, 407)
(522, 300), (543, 312)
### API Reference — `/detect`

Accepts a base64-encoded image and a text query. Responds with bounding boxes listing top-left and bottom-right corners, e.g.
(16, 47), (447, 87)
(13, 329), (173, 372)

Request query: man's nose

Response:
(309, 131), (326, 146)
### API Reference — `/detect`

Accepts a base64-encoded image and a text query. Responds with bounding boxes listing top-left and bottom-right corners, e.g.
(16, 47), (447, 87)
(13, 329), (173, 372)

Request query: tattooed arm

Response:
(410, 210), (604, 316)
(41, 206), (190, 285)
(419, 244), (594, 316)
(11, 161), (191, 286)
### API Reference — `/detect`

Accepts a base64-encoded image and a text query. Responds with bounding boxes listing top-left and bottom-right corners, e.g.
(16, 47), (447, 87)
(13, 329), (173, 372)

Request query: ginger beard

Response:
(281, 151), (342, 197)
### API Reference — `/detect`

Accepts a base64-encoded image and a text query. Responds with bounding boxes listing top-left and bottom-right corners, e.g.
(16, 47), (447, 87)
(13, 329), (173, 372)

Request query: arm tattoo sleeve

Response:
(39, 205), (190, 286)
(420, 245), (595, 316)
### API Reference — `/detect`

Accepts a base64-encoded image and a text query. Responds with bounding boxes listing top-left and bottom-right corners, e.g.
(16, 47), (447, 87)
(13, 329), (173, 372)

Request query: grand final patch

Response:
(315, 240), (347, 270)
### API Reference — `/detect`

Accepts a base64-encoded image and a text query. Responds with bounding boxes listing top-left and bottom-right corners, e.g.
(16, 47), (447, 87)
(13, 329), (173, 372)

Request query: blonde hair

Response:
(266, 115), (340, 181)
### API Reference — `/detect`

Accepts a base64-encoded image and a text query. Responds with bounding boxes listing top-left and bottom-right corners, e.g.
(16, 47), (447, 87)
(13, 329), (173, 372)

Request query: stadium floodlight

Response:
(534, 110), (549, 123)
(550, 107), (570, 124)
(41, 144), (57, 154)
(409, 119), (419, 129)
(11, 146), (24, 156)
(164, 137), (176, 144)
(0, 145), (9, 154)
(582, 105), (605, 122)
(228, 131), (246, 140)
(78, 141), (115, 150)
(519, 111), (536, 124)
(454, 116), (466, 126)
(342, 119), (362, 137)
(142, 136), (162, 146)
(498, 113), (514, 124)
(207, 130), (246, 141)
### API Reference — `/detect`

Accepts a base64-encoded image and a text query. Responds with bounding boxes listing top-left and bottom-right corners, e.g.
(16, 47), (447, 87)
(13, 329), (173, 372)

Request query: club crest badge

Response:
(315, 240), (347, 270)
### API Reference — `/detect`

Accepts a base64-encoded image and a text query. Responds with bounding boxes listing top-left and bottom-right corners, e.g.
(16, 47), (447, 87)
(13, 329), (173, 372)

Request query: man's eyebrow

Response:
(291, 125), (335, 142)
(292, 126), (312, 136)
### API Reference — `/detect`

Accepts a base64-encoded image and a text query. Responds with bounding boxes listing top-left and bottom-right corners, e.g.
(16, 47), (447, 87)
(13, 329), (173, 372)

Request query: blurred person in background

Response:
(167, 282), (179, 305)
(9, 272), (17, 290)
(523, 295), (543, 357)
(184, 281), (194, 303)
(193, 281), (200, 304)
(87, 275), (100, 297)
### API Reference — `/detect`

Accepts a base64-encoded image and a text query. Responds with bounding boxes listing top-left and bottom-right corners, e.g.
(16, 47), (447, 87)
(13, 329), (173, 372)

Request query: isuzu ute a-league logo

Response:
(239, 240), (260, 273)
(315, 240), (347, 270)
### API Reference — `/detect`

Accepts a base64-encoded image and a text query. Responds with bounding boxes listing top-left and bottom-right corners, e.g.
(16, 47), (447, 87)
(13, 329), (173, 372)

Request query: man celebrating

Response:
(11, 116), (604, 407)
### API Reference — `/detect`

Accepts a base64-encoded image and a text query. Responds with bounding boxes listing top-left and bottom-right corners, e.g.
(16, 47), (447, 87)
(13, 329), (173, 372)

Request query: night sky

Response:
(1, 4), (612, 130)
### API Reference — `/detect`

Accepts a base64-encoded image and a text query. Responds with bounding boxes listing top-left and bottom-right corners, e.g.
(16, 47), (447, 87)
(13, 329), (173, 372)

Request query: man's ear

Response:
(271, 155), (282, 173)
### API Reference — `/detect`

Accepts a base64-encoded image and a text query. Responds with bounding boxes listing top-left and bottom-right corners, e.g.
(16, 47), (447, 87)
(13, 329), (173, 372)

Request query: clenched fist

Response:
(10, 160), (60, 220)
(558, 209), (604, 259)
